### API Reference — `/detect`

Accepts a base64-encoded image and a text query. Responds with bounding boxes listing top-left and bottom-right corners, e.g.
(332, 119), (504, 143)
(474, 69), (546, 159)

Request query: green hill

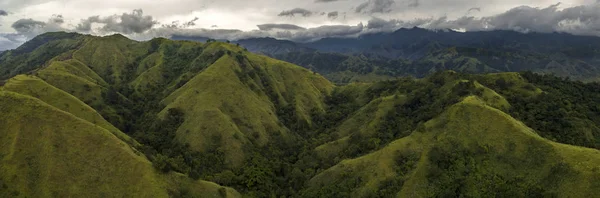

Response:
(160, 50), (332, 168)
(0, 90), (239, 197)
(0, 75), (136, 146)
(303, 96), (600, 197)
(1, 32), (600, 197)
(0, 32), (334, 196)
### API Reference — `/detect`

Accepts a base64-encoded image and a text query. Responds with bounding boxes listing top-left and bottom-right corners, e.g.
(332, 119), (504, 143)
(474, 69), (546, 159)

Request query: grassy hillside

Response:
(304, 96), (600, 197)
(0, 75), (136, 146)
(2, 32), (600, 197)
(0, 32), (334, 196)
(0, 91), (239, 197)
(160, 48), (333, 168)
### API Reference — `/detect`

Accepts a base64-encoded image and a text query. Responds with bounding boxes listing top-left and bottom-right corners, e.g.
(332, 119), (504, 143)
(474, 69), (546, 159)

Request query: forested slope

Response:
(1, 32), (600, 197)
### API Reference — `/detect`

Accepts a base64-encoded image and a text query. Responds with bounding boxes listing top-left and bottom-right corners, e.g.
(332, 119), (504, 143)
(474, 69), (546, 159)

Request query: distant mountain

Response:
(171, 35), (214, 43)
(236, 37), (315, 55)
(241, 28), (600, 59)
(2, 32), (600, 197)
(232, 28), (600, 82)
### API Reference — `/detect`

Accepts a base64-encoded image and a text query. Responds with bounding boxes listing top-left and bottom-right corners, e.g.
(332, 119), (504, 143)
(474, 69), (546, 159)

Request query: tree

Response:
(153, 154), (171, 172)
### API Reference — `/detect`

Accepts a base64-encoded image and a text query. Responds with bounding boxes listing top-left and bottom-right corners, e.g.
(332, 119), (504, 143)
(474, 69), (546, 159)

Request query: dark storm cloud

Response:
(11, 18), (46, 34)
(355, 0), (395, 14)
(367, 17), (399, 29)
(416, 3), (600, 36)
(9, 15), (65, 39)
(0, 10), (8, 16)
(76, 9), (157, 34)
(76, 16), (99, 32)
(257, 24), (306, 31)
(278, 8), (313, 17)
(327, 11), (339, 19)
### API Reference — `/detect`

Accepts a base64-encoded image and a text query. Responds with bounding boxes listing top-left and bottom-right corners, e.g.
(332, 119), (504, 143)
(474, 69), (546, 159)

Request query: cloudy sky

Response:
(1, 0), (600, 50)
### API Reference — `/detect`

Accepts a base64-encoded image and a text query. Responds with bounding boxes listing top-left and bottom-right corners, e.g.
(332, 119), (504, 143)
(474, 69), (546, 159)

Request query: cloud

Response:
(366, 17), (431, 32)
(407, 0), (419, 7)
(355, 0), (395, 14)
(0, 33), (27, 51)
(327, 11), (339, 19)
(183, 17), (199, 28)
(6, 2), (600, 51)
(76, 9), (157, 34)
(11, 19), (46, 34)
(405, 3), (600, 36)
(468, 7), (481, 13)
(148, 22), (364, 43)
(352, 3), (600, 38)
(367, 17), (399, 29)
(315, 0), (342, 2)
(278, 8), (313, 17)
(147, 28), (268, 41)
(50, 14), (64, 24)
(291, 23), (364, 41)
(9, 15), (65, 39)
(75, 16), (98, 32)
(0, 10), (8, 16)
(162, 17), (199, 29)
(257, 24), (306, 31)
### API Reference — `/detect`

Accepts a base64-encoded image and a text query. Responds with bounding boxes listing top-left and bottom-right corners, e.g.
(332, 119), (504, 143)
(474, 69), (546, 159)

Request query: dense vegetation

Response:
(232, 28), (600, 83)
(500, 72), (600, 148)
(2, 32), (600, 197)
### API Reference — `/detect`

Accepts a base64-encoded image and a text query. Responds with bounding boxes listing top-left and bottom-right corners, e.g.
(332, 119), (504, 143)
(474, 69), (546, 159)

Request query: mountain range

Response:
(211, 28), (600, 83)
(1, 31), (600, 197)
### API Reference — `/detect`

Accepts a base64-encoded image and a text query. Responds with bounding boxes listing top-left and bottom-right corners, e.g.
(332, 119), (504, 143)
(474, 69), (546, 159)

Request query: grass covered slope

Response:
(304, 96), (600, 197)
(1, 74), (136, 146)
(1, 33), (336, 196)
(0, 91), (163, 197)
(0, 90), (240, 197)
(160, 44), (333, 167)
(3, 32), (600, 197)
(314, 94), (405, 161)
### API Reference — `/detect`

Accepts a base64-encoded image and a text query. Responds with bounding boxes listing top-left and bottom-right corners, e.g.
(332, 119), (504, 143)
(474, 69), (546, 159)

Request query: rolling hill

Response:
(0, 90), (239, 197)
(1, 32), (600, 197)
